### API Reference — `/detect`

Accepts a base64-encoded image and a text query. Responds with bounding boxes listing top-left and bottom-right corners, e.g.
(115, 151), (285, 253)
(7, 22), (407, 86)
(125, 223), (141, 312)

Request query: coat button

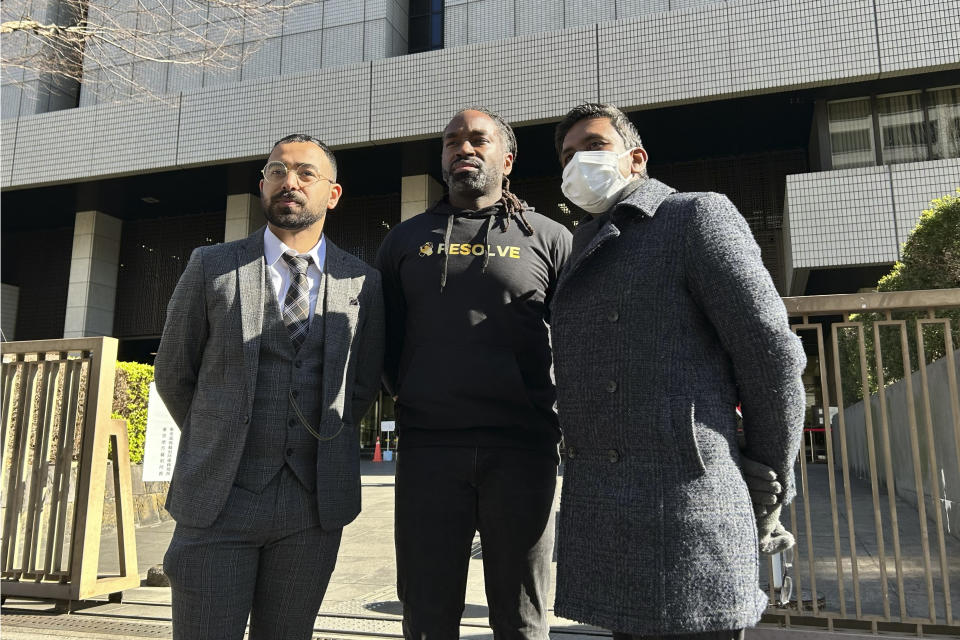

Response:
(606, 449), (620, 463)
(291, 390), (299, 399)
(567, 447), (576, 459)
(288, 418), (297, 428)
(294, 360), (303, 368)
(606, 380), (618, 393)
(242, 415), (249, 424)
(286, 448), (294, 457)
(607, 310), (619, 322)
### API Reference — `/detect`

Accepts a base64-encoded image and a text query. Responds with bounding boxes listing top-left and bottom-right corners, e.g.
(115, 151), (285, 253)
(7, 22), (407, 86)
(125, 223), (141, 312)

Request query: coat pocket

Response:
(668, 396), (707, 479)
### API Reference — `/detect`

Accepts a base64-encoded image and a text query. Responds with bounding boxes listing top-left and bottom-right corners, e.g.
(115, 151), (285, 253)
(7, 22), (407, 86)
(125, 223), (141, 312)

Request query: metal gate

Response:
(763, 289), (960, 636)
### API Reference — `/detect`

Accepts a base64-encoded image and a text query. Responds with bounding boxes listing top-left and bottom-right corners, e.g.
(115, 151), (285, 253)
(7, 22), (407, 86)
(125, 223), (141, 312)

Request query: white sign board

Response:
(381, 420), (396, 432)
(142, 382), (180, 482)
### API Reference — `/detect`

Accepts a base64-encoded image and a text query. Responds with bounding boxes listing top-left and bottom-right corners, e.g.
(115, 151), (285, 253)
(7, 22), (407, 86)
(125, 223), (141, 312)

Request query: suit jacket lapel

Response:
(321, 240), (361, 410)
(238, 229), (266, 398)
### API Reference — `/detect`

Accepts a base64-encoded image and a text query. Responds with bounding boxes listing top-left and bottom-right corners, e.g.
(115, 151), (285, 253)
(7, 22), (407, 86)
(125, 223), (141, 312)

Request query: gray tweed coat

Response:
(550, 179), (806, 634)
(154, 229), (385, 529)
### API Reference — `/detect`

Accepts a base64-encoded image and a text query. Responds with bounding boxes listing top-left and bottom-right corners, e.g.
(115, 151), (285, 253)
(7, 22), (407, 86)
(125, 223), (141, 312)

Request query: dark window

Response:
(113, 212), (223, 338)
(324, 193), (399, 266)
(409, 0), (443, 53)
(2, 227), (73, 341)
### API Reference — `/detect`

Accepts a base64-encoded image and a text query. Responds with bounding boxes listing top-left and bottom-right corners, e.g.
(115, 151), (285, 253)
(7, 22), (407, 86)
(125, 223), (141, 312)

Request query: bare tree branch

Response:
(1, 0), (297, 107)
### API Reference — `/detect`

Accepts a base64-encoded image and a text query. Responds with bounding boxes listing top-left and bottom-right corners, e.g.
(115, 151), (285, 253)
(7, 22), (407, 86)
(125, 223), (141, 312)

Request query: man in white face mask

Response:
(548, 103), (806, 640)
(558, 117), (648, 214)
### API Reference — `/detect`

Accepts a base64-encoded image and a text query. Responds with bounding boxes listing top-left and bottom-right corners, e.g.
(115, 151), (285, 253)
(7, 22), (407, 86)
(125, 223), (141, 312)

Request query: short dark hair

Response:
(272, 134), (337, 180)
(554, 103), (643, 159)
(452, 106), (518, 159)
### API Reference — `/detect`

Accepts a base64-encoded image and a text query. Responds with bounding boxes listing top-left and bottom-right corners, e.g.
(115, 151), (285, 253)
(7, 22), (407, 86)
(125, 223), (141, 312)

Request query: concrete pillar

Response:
(401, 174), (444, 221)
(64, 211), (122, 338)
(1, 283), (19, 341)
(224, 193), (265, 242)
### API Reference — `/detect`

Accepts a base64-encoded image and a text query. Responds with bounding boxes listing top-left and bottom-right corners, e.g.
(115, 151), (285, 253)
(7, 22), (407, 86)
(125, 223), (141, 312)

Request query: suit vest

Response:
(233, 266), (326, 493)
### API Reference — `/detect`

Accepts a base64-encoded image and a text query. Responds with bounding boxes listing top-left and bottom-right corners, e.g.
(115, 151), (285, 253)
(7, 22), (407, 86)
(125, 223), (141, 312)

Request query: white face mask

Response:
(561, 149), (636, 214)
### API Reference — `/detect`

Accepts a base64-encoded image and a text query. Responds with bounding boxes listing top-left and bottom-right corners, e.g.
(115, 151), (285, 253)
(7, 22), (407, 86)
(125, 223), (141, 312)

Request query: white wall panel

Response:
(876, 0), (960, 76)
(890, 159), (960, 245)
(281, 30), (324, 76)
(3, 0), (958, 189)
(369, 25), (597, 142)
(1, 118), (17, 187)
(785, 166), (898, 270)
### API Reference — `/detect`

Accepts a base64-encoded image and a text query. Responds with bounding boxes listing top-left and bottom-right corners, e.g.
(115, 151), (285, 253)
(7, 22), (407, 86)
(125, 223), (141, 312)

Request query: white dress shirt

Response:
(263, 226), (326, 319)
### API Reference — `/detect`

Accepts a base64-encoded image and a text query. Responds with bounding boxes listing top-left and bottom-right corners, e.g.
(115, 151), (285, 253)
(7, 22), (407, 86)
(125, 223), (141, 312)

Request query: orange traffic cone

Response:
(372, 437), (383, 462)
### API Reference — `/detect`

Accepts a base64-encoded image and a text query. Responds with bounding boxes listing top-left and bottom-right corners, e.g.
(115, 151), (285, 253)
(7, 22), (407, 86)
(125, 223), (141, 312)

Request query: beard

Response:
(442, 160), (500, 199)
(261, 190), (326, 230)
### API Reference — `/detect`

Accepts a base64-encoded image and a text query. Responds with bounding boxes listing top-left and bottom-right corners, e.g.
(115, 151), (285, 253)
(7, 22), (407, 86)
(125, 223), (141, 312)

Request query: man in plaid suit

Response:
(155, 134), (384, 640)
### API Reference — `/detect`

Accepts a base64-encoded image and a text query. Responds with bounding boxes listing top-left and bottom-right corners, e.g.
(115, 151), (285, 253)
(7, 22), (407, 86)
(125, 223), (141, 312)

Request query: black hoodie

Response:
(375, 197), (572, 451)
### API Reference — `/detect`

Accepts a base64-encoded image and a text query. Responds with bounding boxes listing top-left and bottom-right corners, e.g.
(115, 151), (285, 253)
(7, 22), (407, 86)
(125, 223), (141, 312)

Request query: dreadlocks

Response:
(500, 175), (534, 235)
(453, 106), (534, 236)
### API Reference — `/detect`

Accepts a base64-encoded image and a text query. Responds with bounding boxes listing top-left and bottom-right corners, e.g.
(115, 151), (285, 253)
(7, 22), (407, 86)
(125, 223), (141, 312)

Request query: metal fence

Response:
(763, 289), (960, 636)
(1, 337), (138, 607)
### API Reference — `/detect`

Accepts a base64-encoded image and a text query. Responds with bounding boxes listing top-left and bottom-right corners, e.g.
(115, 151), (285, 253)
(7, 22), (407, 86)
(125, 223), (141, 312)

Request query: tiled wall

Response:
(2, 0), (958, 187)
(785, 166), (898, 270)
(369, 26), (598, 141)
(890, 160), (960, 245)
(445, 0), (685, 46)
(1, 0), (408, 114)
(784, 158), (960, 271)
(1, 0), (78, 119)
(875, 0), (960, 77)
(9, 100), (179, 186)
(600, 0), (879, 107)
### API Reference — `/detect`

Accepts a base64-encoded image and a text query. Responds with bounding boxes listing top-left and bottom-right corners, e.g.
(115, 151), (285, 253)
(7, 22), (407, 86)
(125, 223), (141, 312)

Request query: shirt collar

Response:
(263, 226), (326, 273)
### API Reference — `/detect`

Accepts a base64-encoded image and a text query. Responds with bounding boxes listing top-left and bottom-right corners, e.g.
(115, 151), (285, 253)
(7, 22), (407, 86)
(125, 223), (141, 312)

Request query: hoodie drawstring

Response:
(438, 196), (533, 292)
(481, 215), (494, 274)
(440, 212), (455, 292)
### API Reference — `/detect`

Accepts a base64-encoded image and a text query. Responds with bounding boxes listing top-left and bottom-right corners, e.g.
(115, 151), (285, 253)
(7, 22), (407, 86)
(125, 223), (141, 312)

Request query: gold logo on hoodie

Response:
(419, 242), (434, 257)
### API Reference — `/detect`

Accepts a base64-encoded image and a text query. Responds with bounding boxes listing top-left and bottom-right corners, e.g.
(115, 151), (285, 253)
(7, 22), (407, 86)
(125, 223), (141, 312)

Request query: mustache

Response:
(449, 158), (482, 171)
(272, 190), (306, 205)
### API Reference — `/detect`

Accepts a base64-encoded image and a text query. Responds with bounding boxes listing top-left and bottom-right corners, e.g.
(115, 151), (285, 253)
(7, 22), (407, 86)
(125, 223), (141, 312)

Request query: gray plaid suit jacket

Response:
(155, 228), (385, 529)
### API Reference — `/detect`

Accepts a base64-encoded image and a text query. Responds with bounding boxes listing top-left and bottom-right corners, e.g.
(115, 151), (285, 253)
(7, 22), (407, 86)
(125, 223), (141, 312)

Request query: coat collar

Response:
(610, 177), (676, 219)
(556, 179), (676, 296)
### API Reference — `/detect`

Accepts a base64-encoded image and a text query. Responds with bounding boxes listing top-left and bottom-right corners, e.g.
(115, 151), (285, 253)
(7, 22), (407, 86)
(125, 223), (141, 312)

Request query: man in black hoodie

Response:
(375, 108), (572, 640)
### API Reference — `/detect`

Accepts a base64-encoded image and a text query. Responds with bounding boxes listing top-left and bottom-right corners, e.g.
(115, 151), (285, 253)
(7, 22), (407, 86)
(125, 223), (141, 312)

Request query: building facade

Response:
(2, 0), (958, 351)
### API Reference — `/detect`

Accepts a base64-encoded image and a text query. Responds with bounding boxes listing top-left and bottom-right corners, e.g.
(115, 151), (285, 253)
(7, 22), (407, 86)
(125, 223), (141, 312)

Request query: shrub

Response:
(838, 190), (960, 404)
(112, 361), (155, 463)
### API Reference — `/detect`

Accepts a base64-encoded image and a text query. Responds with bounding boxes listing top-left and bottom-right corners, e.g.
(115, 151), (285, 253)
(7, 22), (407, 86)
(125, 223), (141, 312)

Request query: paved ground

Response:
(1, 462), (595, 640)
(785, 461), (960, 622)
(1, 461), (957, 639)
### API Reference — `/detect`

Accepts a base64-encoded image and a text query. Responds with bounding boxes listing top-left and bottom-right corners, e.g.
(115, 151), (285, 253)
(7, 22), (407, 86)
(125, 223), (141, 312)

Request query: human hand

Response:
(740, 454), (782, 517)
(757, 504), (795, 555)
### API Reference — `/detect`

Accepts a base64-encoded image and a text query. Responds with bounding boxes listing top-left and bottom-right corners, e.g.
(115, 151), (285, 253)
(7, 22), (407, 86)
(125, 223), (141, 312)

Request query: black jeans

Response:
(395, 445), (558, 640)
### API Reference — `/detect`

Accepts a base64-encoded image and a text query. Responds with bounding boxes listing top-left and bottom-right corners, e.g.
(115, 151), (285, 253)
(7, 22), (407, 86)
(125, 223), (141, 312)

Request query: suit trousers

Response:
(395, 445), (558, 640)
(164, 466), (342, 640)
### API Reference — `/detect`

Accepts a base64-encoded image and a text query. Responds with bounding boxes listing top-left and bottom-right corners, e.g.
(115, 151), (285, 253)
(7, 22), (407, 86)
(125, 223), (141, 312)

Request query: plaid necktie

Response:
(281, 253), (313, 350)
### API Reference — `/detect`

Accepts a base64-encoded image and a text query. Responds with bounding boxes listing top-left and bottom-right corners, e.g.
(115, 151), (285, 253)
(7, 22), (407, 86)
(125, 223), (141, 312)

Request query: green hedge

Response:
(837, 190), (960, 404)
(112, 361), (155, 464)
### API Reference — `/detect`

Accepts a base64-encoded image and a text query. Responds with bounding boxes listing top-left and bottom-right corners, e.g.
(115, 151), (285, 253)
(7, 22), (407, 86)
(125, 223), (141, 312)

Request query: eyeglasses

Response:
(261, 161), (332, 186)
